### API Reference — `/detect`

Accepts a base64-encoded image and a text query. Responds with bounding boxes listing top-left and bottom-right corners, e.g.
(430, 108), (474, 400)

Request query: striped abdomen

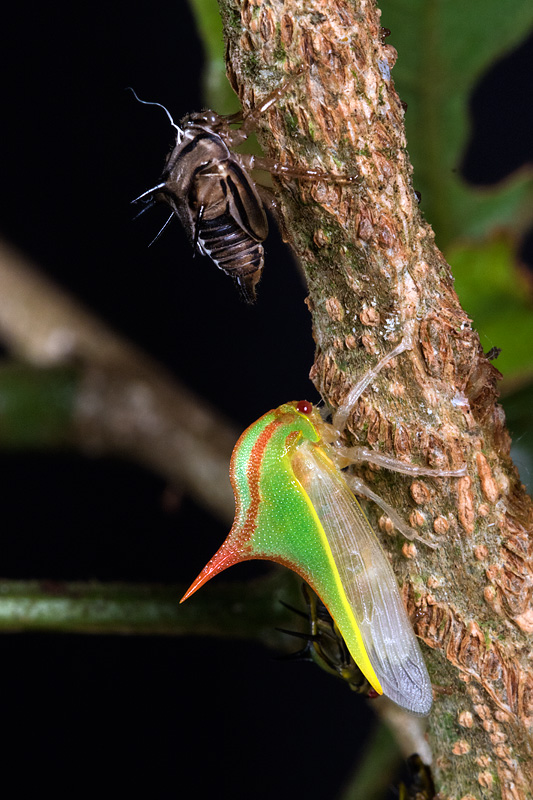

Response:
(198, 215), (264, 303)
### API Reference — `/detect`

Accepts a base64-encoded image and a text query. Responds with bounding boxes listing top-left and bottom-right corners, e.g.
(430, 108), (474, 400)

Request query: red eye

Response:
(296, 400), (313, 415)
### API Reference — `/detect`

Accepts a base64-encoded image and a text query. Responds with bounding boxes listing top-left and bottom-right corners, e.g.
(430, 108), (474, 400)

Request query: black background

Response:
(0, 2), (532, 797)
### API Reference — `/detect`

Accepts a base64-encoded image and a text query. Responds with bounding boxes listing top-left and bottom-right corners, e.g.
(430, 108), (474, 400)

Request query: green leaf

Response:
(502, 382), (533, 494)
(380, 0), (533, 247)
(187, 0), (240, 113)
(449, 236), (533, 382)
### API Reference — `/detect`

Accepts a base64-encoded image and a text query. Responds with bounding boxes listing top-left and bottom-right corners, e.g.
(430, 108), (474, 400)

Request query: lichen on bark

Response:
(217, 0), (533, 797)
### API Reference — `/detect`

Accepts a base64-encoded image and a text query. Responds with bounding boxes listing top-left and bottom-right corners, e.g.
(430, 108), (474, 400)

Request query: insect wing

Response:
(291, 442), (432, 715)
(222, 160), (268, 242)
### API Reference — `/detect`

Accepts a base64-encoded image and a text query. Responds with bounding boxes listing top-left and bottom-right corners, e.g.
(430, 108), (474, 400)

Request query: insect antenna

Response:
(126, 87), (183, 141)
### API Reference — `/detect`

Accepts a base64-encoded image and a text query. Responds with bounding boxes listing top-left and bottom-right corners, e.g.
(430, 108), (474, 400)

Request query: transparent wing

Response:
(293, 441), (432, 715)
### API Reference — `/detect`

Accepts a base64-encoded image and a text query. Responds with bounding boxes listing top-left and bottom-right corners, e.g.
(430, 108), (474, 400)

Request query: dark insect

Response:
(398, 754), (436, 800)
(131, 72), (357, 302)
(279, 584), (376, 696)
(485, 346), (501, 361)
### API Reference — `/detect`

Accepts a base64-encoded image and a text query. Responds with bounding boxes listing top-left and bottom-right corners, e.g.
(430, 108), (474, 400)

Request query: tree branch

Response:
(0, 238), (237, 524)
(219, 0), (533, 796)
(0, 573), (300, 647)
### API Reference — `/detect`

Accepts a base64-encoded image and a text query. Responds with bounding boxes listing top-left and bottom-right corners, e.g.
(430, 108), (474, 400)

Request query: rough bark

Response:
(218, 0), (533, 797)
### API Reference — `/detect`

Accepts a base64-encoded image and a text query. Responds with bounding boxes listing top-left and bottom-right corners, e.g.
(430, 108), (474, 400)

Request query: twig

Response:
(0, 573), (303, 647)
(0, 237), (237, 523)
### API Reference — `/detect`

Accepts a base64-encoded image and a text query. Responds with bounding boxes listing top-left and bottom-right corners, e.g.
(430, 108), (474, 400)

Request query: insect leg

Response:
(345, 474), (440, 548)
(279, 599), (309, 619)
(238, 151), (357, 184)
(333, 332), (414, 432)
(330, 328), (464, 546)
(192, 204), (205, 255)
(244, 154), (358, 184)
(335, 444), (467, 478)
(131, 183), (167, 204)
(223, 110), (244, 125)
(229, 68), (305, 145)
(147, 213), (175, 247)
(132, 201), (157, 221)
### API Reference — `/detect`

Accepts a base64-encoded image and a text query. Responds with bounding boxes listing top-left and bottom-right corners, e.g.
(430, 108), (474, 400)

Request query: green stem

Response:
(0, 363), (78, 448)
(0, 572), (304, 646)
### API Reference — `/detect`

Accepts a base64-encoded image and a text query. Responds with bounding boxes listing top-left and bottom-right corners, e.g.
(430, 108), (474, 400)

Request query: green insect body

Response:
(181, 399), (433, 715)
